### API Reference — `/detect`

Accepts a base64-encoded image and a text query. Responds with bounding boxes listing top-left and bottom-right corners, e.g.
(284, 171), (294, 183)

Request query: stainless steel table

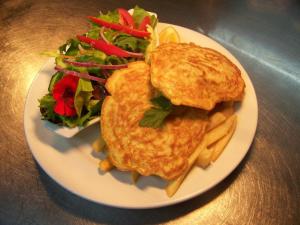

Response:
(1, 0), (299, 224)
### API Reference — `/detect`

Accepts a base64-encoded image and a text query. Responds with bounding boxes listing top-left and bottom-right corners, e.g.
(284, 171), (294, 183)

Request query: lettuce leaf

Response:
(59, 39), (80, 56)
(39, 94), (62, 123)
(74, 78), (94, 117)
(77, 99), (100, 126)
(132, 6), (157, 28)
(98, 10), (119, 23)
(105, 55), (128, 65)
(87, 27), (101, 39)
(113, 35), (149, 53)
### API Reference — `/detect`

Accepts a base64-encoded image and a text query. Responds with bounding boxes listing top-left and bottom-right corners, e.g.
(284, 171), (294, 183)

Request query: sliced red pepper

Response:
(139, 16), (151, 31)
(77, 35), (130, 57)
(87, 16), (150, 38)
(118, 8), (134, 27)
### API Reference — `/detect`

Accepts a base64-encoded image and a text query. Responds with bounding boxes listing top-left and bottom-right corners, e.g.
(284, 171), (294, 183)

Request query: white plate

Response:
(24, 23), (258, 209)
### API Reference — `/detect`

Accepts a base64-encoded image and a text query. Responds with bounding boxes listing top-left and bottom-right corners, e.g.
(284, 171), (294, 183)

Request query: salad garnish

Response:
(39, 6), (157, 128)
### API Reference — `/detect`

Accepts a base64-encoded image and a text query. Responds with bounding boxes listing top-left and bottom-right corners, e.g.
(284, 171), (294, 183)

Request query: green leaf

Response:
(61, 116), (78, 128)
(75, 55), (104, 64)
(74, 79), (94, 117)
(77, 111), (92, 126)
(113, 35), (149, 53)
(39, 94), (61, 123)
(77, 100), (100, 126)
(59, 43), (68, 54)
(87, 99), (100, 113)
(132, 6), (150, 27)
(87, 27), (101, 39)
(58, 39), (80, 56)
(66, 39), (80, 56)
(103, 29), (120, 43)
(151, 95), (172, 110)
(150, 15), (158, 28)
(139, 107), (172, 128)
(139, 94), (174, 128)
(79, 50), (107, 60)
(105, 55), (128, 65)
(48, 72), (63, 93)
(97, 10), (119, 23)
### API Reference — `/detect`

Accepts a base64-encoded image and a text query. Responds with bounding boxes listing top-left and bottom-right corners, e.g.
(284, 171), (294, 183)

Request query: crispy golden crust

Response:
(101, 61), (208, 180)
(150, 43), (245, 110)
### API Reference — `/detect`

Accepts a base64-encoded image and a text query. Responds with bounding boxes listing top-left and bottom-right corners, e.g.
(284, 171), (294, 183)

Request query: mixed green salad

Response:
(39, 6), (157, 128)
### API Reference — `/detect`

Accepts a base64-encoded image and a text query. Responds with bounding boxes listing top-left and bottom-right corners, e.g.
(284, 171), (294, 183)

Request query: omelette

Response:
(101, 61), (208, 180)
(150, 43), (245, 110)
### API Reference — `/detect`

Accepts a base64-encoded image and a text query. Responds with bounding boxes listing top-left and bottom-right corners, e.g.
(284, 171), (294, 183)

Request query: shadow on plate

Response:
(36, 141), (253, 225)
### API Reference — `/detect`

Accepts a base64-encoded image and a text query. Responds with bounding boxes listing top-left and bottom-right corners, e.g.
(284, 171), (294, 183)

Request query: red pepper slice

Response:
(138, 16), (151, 31)
(87, 16), (150, 38)
(118, 8), (134, 27)
(77, 35), (130, 57)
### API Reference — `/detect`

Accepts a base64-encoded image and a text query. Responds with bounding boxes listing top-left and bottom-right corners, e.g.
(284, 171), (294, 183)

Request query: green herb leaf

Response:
(139, 107), (172, 128)
(139, 94), (173, 128)
(151, 95), (172, 110)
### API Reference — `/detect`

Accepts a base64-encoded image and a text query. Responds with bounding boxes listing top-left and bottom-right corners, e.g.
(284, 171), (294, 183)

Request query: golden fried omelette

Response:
(101, 61), (208, 180)
(151, 43), (245, 110)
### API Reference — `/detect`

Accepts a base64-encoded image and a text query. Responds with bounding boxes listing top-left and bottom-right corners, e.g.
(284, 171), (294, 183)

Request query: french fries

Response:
(99, 158), (114, 171)
(166, 137), (207, 197)
(210, 117), (237, 162)
(206, 114), (237, 147)
(197, 147), (212, 169)
(92, 135), (106, 152)
(131, 171), (140, 183)
(206, 112), (226, 131)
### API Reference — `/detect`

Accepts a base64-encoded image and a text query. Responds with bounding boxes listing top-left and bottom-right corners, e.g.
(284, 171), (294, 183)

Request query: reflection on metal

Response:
(209, 28), (300, 84)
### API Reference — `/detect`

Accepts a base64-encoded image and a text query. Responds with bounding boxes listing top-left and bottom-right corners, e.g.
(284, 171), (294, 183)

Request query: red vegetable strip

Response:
(55, 66), (106, 84)
(87, 16), (150, 38)
(77, 35), (130, 57)
(77, 35), (144, 58)
(139, 16), (151, 31)
(118, 8), (134, 27)
(64, 59), (128, 69)
(99, 28), (144, 58)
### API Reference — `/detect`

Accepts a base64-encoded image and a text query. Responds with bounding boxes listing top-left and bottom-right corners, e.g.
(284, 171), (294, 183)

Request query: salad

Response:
(39, 6), (157, 128)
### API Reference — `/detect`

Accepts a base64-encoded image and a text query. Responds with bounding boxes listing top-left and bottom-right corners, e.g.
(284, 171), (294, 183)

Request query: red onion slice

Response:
(55, 66), (106, 84)
(100, 27), (110, 43)
(124, 51), (144, 58)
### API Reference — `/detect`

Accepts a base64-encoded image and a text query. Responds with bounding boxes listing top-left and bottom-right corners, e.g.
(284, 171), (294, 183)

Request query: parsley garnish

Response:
(139, 94), (173, 128)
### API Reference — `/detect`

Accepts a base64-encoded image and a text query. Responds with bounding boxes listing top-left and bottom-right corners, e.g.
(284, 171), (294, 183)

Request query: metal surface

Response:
(0, 0), (299, 224)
